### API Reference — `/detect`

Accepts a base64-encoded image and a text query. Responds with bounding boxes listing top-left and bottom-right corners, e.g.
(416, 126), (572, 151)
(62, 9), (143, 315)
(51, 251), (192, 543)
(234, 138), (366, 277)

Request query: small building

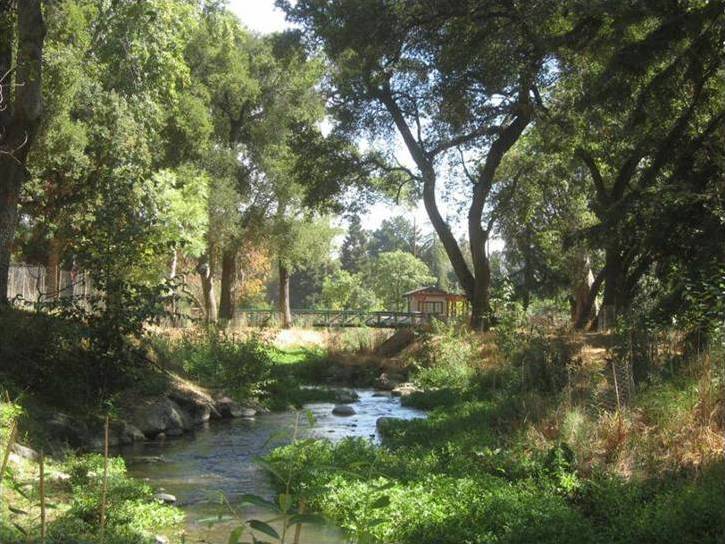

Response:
(403, 286), (468, 318)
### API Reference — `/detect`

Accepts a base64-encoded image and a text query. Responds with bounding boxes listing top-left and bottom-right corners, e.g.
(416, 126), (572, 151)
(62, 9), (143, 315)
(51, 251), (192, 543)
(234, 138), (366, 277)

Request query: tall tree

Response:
(281, 0), (562, 329)
(0, 1), (45, 304)
(340, 215), (369, 273)
(555, 0), (725, 326)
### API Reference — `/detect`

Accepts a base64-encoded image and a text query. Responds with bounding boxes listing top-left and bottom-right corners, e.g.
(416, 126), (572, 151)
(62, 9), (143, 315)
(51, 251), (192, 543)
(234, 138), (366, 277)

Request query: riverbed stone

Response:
(332, 404), (356, 416)
(335, 389), (359, 403)
(120, 422), (146, 444)
(391, 383), (420, 397)
(153, 492), (177, 504)
(374, 373), (400, 391)
(216, 397), (244, 418)
(239, 408), (256, 418)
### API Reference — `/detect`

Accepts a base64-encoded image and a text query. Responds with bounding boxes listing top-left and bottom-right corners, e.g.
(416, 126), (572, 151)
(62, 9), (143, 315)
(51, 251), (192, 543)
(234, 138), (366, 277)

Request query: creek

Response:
(122, 389), (425, 543)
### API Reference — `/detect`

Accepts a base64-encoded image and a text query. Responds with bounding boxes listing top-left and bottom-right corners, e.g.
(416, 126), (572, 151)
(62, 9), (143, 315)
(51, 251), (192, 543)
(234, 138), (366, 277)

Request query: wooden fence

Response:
(7, 263), (95, 304)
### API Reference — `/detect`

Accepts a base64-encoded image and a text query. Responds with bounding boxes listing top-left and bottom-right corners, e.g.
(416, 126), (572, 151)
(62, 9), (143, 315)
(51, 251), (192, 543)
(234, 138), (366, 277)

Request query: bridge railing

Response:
(235, 308), (433, 329)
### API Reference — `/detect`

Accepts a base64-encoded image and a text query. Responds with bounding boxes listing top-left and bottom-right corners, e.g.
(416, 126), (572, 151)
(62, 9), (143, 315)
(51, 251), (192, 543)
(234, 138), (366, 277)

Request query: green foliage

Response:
(48, 454), (182, 544)
(410, 325), (476, 390)
(0, 307), (157, 409)
(152, 328), (275, 399)
(362, 250), (435, 311)
(319, 269), (380, 311)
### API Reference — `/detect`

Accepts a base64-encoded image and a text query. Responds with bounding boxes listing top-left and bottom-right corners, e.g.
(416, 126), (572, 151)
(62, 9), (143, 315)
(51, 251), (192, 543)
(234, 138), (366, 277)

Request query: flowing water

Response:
(122, 389), (425, 543)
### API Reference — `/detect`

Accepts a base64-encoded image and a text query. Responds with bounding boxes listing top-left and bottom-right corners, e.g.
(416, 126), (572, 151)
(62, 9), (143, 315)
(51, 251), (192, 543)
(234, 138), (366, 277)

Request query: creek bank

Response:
(38, 384), (262, 453)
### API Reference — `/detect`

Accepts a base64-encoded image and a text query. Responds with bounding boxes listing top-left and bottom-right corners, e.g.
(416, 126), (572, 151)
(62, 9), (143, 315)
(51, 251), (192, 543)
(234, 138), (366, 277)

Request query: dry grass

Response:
(520, 336), (724, 480)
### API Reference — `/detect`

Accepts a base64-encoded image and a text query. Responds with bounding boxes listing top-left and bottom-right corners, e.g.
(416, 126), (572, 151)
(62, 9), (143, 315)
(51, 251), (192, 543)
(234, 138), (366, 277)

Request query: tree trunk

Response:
(278, 260), (292, 329)
(521, 228), (534, 310)
(219, 247), (237, 322)
(469, 255), (491, 331)
(197, 254), (217, 323)
(0, 169), (21, 304)
(0, 0), (45, 305)
(600, 244), (626, 330)
(45, 236), (62, 300)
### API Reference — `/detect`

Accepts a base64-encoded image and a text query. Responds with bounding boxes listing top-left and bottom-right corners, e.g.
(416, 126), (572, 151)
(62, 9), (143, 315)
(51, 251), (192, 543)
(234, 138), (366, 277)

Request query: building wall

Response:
(411, 295), (448, 314)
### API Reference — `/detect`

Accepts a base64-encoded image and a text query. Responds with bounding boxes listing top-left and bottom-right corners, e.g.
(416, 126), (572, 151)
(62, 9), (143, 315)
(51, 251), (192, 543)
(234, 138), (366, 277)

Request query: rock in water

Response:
(129, 398), (191, 438)
(335, 389), (359, 403)
(216, 397), (244, 418)
(391, 383), (421, 397)
(239, 408), (256, 418)
(332, 404), (356, 416)
(154, 493), (177, 504)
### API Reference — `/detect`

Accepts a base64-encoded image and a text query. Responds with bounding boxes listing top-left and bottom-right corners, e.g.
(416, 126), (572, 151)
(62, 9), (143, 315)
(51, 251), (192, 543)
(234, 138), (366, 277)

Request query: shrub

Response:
(152, 327), (274, 398)
(410, 324), (476, 390)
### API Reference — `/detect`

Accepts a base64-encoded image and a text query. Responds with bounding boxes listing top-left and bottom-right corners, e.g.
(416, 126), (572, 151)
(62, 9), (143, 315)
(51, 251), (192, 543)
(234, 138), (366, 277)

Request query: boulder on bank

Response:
(47, 413), (89, 447)
(216, 397), (243, 418)
(130, 398), (191, 438)
(332, 404), (356, 416)
(168, 388), (220, 424)
(153, 492), (177, 504)
(376, 416), (401, 431)
(391, 383), (421, 397)
(11, 443), (39, 461)
(374, 372), (399, 391)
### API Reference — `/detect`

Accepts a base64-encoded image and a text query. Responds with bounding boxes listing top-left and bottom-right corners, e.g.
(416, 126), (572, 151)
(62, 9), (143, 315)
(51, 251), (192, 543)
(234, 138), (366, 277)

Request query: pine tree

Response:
(340, 215), (370, 273)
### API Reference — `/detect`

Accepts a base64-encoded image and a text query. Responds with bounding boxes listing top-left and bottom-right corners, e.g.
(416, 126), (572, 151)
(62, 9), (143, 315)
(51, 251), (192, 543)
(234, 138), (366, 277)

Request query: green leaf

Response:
(248, 519), (280, 540)
(278, 493), (293, 513)
(239, 493), (280, 512)
(8, 505), (28, 515)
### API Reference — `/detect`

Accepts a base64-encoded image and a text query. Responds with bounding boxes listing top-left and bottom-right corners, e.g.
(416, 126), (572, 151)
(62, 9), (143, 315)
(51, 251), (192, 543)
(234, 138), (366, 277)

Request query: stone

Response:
(376, 416), (401, 431)
(47, 413), (88, 447)
(119, 422), (146, 444)
(374, 373), (399, 391)
(391, 383), (420, 397)
(168, 390), (218, 424)
(372, 392), (390, 398)
(240, 408), (256, 418)
(153, 493), (177, 504)
(155, 536), (169, 544)
(11, 443), (39, 461)
(332, 404), (356, 416)
(334, 389), (359, 404)
(88, 433), (120, 452)
(216, 397), (244, 418)
(130, 399), (191, 438)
